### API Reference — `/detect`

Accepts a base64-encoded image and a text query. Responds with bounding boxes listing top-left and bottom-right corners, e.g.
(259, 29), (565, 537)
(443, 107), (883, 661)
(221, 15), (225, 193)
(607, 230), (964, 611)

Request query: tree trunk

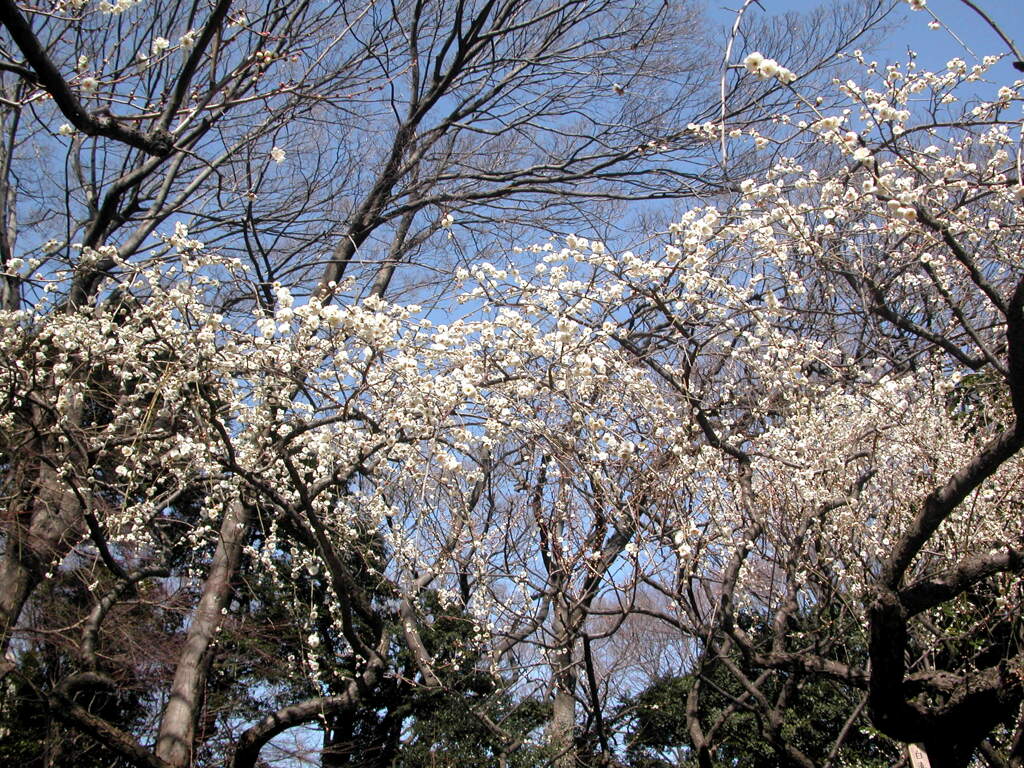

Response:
(548, 600), (577, 768)
(156, 500), (250, 767)
(0, 462), (85, 654)
(0, 547), (35, 653)
(921, 736), (980, 768)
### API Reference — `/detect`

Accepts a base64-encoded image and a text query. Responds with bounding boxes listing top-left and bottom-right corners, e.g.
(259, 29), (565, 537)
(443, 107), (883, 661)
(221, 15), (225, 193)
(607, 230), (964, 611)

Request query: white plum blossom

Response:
(742, 51), (764, 74)
(852, 146), (873, 163)
(99, 0), (142, 12)
(742, 52), (796, 83)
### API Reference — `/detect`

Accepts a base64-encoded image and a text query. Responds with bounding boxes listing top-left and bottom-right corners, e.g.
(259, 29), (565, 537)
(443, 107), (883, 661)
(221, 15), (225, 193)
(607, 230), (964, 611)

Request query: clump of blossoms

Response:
(742, 51), (797, 83)
(0, 218), (679, 700)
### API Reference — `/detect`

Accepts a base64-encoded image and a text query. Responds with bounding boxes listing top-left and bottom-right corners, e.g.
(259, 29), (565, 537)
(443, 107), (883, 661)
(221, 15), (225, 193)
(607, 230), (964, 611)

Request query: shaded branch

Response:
(0, 0), (173, 155)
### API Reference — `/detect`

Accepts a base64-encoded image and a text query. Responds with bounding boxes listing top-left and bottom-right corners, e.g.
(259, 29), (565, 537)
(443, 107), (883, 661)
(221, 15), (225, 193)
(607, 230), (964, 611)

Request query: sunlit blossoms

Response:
(1, 0), (1022, 762)
(742, 51), (797, 83)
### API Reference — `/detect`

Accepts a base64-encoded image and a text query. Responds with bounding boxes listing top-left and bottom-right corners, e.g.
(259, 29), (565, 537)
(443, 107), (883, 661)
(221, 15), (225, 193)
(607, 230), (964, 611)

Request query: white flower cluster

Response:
(167, 221), (203, 251)
(99, 0), (142, 12)
(742, 52), (796, 83)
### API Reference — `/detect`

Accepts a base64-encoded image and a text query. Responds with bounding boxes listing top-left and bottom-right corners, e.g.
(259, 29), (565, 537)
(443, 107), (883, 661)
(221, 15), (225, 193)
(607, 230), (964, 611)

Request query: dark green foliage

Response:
(393, 687), (551, 768)
(322, 590), (553, 768)
(392, 596), (549, 767)
(621, 652), (899, 768)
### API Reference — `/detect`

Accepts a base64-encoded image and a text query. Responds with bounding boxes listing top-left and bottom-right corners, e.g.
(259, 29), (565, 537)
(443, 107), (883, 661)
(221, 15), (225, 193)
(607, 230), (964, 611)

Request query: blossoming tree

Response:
(1, 0), (1022, 767)
(576, 24), (1024, 766)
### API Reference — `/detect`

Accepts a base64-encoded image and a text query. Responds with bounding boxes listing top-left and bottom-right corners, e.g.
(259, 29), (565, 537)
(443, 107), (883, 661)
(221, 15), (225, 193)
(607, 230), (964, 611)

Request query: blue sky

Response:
(754, 0), (1024, 83)
(882, 0), (1022, 82)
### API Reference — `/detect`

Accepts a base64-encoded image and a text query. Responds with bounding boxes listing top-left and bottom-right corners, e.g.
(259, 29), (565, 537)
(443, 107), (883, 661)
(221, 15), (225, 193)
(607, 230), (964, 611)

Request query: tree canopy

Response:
(1, 1), (1023, 767)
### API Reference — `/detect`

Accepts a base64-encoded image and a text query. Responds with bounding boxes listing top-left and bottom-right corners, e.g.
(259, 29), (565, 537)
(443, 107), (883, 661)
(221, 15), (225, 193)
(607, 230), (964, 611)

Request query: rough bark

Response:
(155, 500), (251, 767)
(0, 461), (85, 654)
(548, 598), (577, 768)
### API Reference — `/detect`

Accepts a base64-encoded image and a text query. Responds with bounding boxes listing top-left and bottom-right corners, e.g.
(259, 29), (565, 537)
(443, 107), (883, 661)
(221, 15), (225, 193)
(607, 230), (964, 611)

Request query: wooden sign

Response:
(908, 744), (931, 768)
